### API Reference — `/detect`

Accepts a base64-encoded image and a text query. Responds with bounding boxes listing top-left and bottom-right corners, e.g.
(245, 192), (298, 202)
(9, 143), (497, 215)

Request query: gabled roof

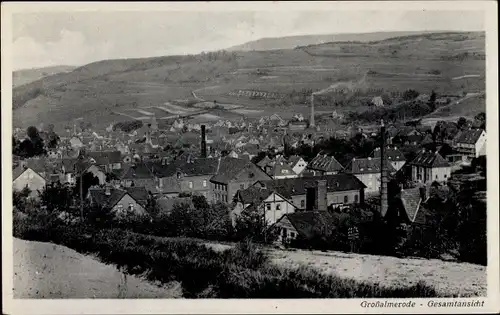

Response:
(86, 151), (122, 164)
(278, 211), (348, 239)
(211, 157), (270, 184)
(124, 186), (149, 204)
(410, 150), (451, 168)
(235, 186), (273, 205)
(372, 147), (406, 162)
(147, 157), (219, 178)
(256, 156), (272, 168)
(270, 162), (296, 177)
(307, 154), (344, 173)
(287, 155), (304, 167)
(454, 128), (485, 145)
(88, 188), (128, 209)
(256, 173), (366, 198)
(13, 158), (59, 181)
(400, 188), (422, 222)
(345, 157), (396, 174)
(120, 163), (155, 180)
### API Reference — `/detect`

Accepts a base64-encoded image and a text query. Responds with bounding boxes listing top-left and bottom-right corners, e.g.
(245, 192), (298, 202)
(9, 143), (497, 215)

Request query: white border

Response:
(2, 2), (499, 314)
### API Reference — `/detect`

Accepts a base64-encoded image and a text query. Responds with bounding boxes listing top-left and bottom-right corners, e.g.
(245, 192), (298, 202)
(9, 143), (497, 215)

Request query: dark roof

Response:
(455, 129), (485, 145)
(236, 186), (273, 204)
(256, 156), (272, 168)
(13, 158), (59, 180)
(372, 147), (406, 162)
(124, 186), (149, 204)
(88, 187), (128, 209)
(87, 151), (122, 165)
(211, 157), (270, 184)
(148, 157), (219, 178)
(307, 154), (344, 173)
(256, 173), (366, 198)
(280, 211), (347, 239)
(120, 163), (155, 180)
(400, 188), (422, 222)
(270, 162), (296, 177)
(287, 155), (303, 166)
(345, 157), (396, 174)
(410, 150), (451, 168)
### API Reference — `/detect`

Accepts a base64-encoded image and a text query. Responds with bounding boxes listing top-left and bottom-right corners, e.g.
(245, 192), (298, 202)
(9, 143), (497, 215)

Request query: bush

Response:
(13, 216), (441, 298)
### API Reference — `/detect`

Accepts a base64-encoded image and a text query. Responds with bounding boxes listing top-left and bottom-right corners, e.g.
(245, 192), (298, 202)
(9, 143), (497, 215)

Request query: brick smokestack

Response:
(380, 120), (388, 217)
(310, 94), (315, 128)
(316, 179), (328, 211)
(201, 125), (207, 158)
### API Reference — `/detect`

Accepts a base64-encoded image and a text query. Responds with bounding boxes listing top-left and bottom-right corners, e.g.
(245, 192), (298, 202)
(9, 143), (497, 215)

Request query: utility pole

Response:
(78, 149), (85, 222)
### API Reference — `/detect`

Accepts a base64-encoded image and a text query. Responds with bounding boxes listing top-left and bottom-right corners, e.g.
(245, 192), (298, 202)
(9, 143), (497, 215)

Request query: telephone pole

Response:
(77, 149), (86, 222)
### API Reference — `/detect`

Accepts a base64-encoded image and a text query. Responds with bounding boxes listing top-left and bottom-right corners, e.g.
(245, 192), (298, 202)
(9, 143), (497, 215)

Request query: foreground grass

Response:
(15, 219), (440, 298)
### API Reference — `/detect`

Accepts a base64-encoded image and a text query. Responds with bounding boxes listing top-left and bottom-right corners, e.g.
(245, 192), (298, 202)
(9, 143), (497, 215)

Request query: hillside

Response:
(13, 238), (182, 298)
(13, 65), (77, 88)
(226, 31), (450, 52)
(12, 31), (485, 131)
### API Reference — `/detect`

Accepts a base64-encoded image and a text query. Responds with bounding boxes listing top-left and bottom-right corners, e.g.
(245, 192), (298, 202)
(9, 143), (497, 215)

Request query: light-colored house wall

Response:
(111, 194), (147, 217)
(262, 193), (296, 225)
(291, 159), (307, 175)
(13, 168), (46, 198)
(354, 173), (380, 194)
(431, 167), (451, 183)
(86, 165), (106, 185)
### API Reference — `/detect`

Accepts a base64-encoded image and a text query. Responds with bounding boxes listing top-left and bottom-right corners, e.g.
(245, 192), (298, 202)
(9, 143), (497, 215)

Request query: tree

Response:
(474, 112), (486, 129)
(457, 117), (468, 130)
(402, 89), (420, 101)
(74, 172), (100, 199)
(18, 126), (47, 158)
(39, 183), (74, 213)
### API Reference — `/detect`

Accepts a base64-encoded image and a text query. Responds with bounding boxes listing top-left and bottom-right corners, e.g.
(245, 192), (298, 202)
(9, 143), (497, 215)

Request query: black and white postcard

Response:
(2, 1), (498, 314)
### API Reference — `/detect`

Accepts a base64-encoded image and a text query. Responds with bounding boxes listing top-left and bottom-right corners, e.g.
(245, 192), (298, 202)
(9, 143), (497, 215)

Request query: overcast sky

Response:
(12, 10), (484, 70)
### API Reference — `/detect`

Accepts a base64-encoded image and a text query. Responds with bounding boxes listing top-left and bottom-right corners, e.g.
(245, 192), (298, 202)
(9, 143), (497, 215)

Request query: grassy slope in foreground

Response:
(13, 238), (182, 298)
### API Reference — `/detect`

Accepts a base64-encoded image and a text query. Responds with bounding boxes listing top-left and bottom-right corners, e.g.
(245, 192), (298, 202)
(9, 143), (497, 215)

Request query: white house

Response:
(453, 129), (486, 158)
(288, 155), (308, 176)
(231, 187), (296, 226)
(13, 167), (46, 198)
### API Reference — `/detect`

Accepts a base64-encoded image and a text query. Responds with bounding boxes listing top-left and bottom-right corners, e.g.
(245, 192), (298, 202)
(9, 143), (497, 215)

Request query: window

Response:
(188, 181), (193, 189)
(266, 203), (271, 211)
(225, 195), (228, 202)
(354, 194), (359, 203)
(129, 203), (134, 211)
(203, 180), (207, 187)
(444, 174), (447, 178)
(117, 204), (124, 211)
(276, 204), (281, 211)
(344, 195), (349, 203)
(300, 200), (305, 208)
(291, 232), (296, 238)
(435, 175), (438, 180)
(240, 184), (245, 190)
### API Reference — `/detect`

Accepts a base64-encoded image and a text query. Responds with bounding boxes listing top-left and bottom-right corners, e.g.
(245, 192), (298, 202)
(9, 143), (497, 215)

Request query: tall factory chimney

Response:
(310, 94), (316, 128)
(201, 124), (207, 158)
(380, 119), (388, 217)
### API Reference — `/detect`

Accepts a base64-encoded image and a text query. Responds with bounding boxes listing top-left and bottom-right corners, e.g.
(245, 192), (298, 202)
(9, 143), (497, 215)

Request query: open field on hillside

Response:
(12, 32), (485, 130)
(205, 243), (486, 297)
(13, 238), (182, 298)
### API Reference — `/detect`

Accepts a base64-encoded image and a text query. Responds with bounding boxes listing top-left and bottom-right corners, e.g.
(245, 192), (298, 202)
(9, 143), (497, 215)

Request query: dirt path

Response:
(13, 238), (182, 299)
(204, 242), (485, 297)
(268, 249), (486, 297)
